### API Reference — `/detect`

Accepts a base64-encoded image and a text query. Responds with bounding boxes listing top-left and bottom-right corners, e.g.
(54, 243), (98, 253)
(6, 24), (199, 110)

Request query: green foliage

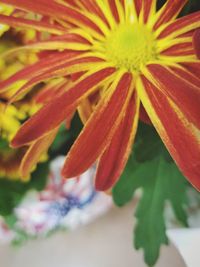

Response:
(0, 138), (10, 150)
(157, 0), (200, 15)
(181, 0), (200, 15)
(0, 112), (82, 240)
(50, 112), (83, 157)
(112, 123), (188, 266)
(0, 162), (49, 217)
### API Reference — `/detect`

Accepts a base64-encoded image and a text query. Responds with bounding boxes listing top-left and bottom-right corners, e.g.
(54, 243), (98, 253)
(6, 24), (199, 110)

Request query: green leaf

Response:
(134, 122), (172, 163)
(29, 161), (49, 191)
(180, 0), (200, 15)
(133, 159), (169, 266)
(50, 113), (83, 158)
(0, 139), (10, 150)
(113, 155), (188, 266)
(112, 123), (188, 266)
(134, 123), (161, 162)
(4, 214), (17, 228)
(0, 162), (49, 217)
(50, 124), (70, 153)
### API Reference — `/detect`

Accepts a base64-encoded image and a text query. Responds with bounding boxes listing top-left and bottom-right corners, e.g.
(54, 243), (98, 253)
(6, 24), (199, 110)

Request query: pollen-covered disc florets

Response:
(104, 23), (157, 72)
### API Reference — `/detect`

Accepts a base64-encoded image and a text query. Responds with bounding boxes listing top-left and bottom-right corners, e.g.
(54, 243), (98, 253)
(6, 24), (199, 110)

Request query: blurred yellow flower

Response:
(0, 3), (13, 36)
(0, 102), (25, 140)
(0, 33), (45, 181)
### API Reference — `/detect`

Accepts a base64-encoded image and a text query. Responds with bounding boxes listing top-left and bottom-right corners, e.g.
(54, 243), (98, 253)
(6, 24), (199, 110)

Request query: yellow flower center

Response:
(104, 23), (157, 72)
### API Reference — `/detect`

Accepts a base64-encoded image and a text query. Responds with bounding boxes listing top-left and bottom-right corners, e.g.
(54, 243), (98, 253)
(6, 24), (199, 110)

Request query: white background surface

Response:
(168, 228), (200, 267)
(0, 204), (186, 267)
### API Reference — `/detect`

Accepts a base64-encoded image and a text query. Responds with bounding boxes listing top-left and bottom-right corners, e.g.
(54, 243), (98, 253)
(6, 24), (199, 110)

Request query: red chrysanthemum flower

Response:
(0, 0), (200, 191)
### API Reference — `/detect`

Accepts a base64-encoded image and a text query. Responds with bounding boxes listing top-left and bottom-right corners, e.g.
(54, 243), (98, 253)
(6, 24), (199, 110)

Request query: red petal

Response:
(62, 72), (133, 178)
(65, 108), (76, 130)
(79, 0), (110, 27)
(108, 0), (120, 23)
(1, 0), (103, 35)
(181, 62), (200, 77)
(138, 76), (200, 191)
(134, 0), (142, 16)
(95, 91), (140, 191)
(11, 67), (115, 147)
(161, 42), (194, 57)
(8, 56), (103, 103)
(170, 64), (200, 88)
(193, 29), (200, 59)
(139, 104), (152, 125)
(71, 72), (85, 82)
(120, 0), (125, 10)
(154, 0), (187, 30)
(146, 64), (200, 129)
(143, 0), (156, 23)
(0, 51), (79, 93)
(0, 14), (66, 34)
(35, 80), (69, 104)
(158, 11), (200, 39)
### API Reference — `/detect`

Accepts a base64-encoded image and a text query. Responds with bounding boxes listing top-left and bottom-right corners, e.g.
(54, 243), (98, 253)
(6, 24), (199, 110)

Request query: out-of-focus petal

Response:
(0, 51), (79, 94)
(0, 14), (66, 34)
(0, 0), (104, 37)
(20, 128), (58, 178)
(78, 98), (94, 124)
(134, 0), (142, 16)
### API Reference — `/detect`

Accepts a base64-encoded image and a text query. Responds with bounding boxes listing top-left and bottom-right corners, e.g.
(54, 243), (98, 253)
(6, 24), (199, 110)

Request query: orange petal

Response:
(137, 75), (200, 191)
(11, 67), (115, 147)
(95, 90), (140, 191)
(20, 128), (58, 178)
(78, 98), (94, 124)
(62, 72), (133, 178)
